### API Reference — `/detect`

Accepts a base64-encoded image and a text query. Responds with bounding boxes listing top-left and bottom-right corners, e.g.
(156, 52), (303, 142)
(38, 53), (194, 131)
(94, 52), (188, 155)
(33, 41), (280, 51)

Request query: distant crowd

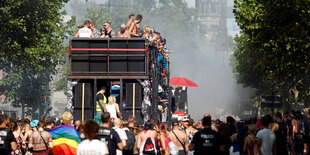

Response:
(1, 110), (310, 155)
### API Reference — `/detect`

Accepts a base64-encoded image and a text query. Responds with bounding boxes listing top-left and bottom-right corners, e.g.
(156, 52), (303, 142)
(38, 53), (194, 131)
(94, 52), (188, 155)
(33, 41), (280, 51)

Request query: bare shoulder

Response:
(152, 130), (157, 137)
(180, 130), (187, 137)
(168, 131), (173, 138)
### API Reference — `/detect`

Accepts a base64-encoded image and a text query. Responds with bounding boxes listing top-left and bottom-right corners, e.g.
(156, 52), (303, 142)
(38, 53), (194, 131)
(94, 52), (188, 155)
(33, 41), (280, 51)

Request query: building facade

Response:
(195, 0), (232, 64)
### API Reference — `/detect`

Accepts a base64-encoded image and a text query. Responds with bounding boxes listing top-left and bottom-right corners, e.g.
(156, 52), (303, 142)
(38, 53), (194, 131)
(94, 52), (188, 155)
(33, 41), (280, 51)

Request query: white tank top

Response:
(106, 103), (117, 118)
(78, 27), (92, 37)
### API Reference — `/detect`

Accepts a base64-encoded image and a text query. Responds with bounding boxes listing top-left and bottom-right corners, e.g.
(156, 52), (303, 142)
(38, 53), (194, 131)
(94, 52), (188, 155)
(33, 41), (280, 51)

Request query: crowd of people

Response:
(1, 109), (310, 155)
(74, 14), (170, 80)
(3, 14), (308, 155)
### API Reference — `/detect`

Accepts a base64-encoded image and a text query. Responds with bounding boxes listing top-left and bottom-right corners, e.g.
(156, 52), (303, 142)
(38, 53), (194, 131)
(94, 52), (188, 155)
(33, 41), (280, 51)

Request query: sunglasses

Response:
(103, 25), (107, 26)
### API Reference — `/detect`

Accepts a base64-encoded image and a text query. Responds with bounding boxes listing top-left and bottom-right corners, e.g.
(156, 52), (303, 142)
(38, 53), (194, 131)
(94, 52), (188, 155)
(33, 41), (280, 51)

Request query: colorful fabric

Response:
(93, 115), (103, 125)
(49, 125), (82, 155)
(29, 131), (52, 152)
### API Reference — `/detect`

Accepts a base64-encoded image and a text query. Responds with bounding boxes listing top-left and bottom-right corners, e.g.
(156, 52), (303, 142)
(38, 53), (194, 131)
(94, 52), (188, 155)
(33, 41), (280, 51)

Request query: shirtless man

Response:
(116, 24), (130, 38)
(126, 14), (135, 30)
(169, 120), (189, 155)
(129, 14), (143, 37)
(185, 118), (198, 144)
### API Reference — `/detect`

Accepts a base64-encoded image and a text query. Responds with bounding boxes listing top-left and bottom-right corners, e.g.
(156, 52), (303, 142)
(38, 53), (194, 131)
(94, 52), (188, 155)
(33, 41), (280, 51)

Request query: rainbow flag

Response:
(49, 125), (82, 155)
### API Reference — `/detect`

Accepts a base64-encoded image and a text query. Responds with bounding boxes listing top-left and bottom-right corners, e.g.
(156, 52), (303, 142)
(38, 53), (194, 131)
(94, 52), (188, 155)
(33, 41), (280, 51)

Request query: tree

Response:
(0, 0), (74, 118)
(233, 0), (310, 108)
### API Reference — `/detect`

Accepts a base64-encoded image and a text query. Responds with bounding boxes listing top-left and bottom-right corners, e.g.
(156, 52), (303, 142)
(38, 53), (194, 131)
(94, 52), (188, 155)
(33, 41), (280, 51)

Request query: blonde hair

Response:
(248, 124), (258, 134)
(108, 95), (116, 104)
(61, 111), (73, 125)
(143, 25), (151, 33)
(121, 23), (126, 28)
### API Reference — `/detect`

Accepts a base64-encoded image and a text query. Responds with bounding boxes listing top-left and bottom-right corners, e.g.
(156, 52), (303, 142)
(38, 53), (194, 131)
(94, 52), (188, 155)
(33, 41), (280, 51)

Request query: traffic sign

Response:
(261, 95), (282, 108)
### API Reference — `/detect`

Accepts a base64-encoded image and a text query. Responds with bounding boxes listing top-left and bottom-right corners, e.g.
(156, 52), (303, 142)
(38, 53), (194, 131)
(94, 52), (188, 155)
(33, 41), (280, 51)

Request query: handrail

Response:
(69, 48), (148, 52)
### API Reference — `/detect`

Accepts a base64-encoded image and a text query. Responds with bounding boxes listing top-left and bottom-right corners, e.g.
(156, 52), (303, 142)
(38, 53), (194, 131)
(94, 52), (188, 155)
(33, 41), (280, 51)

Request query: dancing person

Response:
(116, 24), (130, 38)
(102, 22), (114, 38)
(77, 120), (109, 155)
(90, 21), (101, 37)
(75, 20), (94, 38)
(9, 121), (23, 155)
(126, 14), (135, 30)
(97, 112), (124, 155)
(169, 120), (188, 155)
(243, 124), (261, 155)
(28, 120), (52, 155)
(256, 115), (276, 155)
(0, 114), (17, 154)
(114, 118), (127, 155)
(129, 15), (143, 37)
(106, 95), (122, 119)
(136, 120), (158, 155)
(189, 116), (221, 154)
(158, 123), (170, 155)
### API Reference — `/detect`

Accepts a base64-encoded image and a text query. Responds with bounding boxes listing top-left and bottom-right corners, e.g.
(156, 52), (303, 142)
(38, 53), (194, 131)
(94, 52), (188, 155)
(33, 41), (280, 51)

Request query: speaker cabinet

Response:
(122, 109), (144, 125)
(110, 56), (128, 72)
(74, 83), (92, 108)
(125, 83), (142, 108)
(73, 108), (94, 121)
(70, 38), (146, 74)
(90, 56), (107, 72)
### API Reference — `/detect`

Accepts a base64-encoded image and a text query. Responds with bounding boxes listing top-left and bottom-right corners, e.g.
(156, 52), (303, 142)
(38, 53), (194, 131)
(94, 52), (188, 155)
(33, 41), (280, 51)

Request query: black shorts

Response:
(178, 150), (186, 155)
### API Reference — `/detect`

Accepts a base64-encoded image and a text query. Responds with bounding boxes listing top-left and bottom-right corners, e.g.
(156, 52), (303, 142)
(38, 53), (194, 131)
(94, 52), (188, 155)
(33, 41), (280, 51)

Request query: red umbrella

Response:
(169, 77), (198, 87)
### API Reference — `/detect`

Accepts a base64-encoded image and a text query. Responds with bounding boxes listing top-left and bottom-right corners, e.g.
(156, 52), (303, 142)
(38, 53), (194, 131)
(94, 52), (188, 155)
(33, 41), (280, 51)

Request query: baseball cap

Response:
(182, 116), (189, 122)
(30, 120), (39, 128)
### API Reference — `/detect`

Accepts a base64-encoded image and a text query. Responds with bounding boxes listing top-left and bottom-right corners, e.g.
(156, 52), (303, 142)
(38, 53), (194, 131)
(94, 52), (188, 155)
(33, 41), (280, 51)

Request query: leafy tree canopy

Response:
(233, 0), (310, 106)
(0, 0), (74, 116)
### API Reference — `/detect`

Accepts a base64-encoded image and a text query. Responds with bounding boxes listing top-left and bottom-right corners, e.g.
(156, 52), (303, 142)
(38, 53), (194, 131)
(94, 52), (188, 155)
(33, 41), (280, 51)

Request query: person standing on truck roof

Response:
(102, 22), (115, 38)
(129, 14), (143, 37)
(116, 24), (131, 38)
(74, 20), (94, 38)
(90, 21), (101, 38)
(126, 14), (135, 30)
(96, 86), (107, 117)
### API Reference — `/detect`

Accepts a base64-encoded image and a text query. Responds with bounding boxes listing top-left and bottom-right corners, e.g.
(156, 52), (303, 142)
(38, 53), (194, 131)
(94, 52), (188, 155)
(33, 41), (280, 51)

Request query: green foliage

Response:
(53, 65), (68, 93)
(233, 0), (310, 106)
(0, 0), (73, 115)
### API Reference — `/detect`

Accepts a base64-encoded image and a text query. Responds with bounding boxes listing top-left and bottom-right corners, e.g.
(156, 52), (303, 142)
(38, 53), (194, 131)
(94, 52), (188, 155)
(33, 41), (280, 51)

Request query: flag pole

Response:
(82, 83), (85, 121)
(133, 83), (135, 117)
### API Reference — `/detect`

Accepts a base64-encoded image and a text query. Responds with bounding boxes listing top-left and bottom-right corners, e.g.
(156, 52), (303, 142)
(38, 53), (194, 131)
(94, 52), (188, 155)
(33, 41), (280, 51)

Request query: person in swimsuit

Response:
(243, 124), (262, 155)
(158, 123), (170, 155)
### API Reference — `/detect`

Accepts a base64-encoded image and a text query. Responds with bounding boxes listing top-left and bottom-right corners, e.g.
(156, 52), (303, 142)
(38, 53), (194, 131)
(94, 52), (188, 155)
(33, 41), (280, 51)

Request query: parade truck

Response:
(66, 38), (171, 125)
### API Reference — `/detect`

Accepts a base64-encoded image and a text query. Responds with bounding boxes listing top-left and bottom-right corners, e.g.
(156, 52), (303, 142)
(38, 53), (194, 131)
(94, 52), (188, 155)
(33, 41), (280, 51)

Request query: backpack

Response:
(142, 137), (156, 155)
(97, 127), (117, 155)
(124, 129), (135, 151)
